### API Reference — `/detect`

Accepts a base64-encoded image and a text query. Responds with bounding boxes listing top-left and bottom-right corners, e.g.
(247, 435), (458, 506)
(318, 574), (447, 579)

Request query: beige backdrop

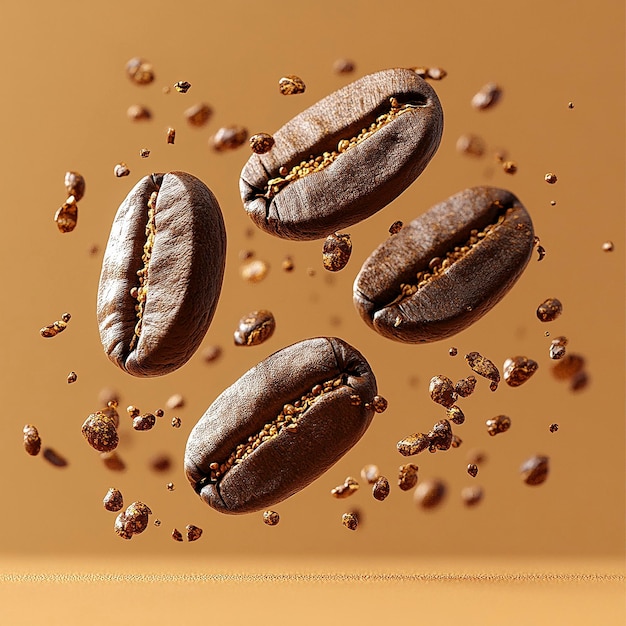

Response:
(0, 0), (623, 569)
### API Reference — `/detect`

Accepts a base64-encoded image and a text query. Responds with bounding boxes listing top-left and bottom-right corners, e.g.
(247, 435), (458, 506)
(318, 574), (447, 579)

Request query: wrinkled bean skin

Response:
(240, 68), (443, 240)
(97, 171), (226, 377)
(353, 187), (534, 343)
(184, 337), (377, 514)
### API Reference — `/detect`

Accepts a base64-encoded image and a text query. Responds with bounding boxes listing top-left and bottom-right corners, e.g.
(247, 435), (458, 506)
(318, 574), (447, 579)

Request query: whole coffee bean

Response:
(97, 172), (226, 377)
(81, 411), (119, 452)
(240, 68), (443, 240)
(184, 337), (378, 514)
(372, 476), (390, 501)
(353, 187), (534, 343)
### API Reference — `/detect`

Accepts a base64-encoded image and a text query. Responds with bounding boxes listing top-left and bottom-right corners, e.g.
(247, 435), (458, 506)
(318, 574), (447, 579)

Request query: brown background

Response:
(0, 0), (623, 599)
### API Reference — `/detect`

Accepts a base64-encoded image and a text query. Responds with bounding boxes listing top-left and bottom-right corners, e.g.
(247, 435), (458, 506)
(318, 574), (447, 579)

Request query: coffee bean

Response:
(103, 488), (124, 512)
(278, 75), (306, 95)
(241, 68), (442, 241)
(429, 375), (457, 408)
(97, 172), (226, 377)
(465, 351), (500, 391)
(186, 524), (203, 541)
(360, 464), (380, 485)
(322, 233), (352, 272)
(372, 476), (390, 501)
(520, 455), (549, 485)
(234, 310), (276, 347)
(537, 298), (563, 322)
(185, 337), (378, 514)
(461, 485), (483, 507)
(414, 478), (446, 509)
(486, 415), (511, 436)
(184, 103), (213, 127)
(342, 512), (358, 530)
(127, 104), (152, 121)
(263, 510), (280, 526)
(249, 133), (275, 154)
(23, 425), (41, 456)
(503, 356), (538, 387)
(398, 463), (418, 491)
(353, 187), (534, 343)
(211, 126), (248, 152)
(42, 447), (68, 468)
(81, 412), (119, 452)
(126, 57), (154, 85)
(471, 82), (501, 110)
(64, 171), (85, 202)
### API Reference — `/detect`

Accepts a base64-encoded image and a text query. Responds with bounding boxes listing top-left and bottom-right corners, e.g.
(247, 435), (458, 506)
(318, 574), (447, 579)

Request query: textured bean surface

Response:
(353, 187), (534, 343)
(184, 337), (377, 514)
(240, 68), (443, 240)
(97, 171), (226, 377)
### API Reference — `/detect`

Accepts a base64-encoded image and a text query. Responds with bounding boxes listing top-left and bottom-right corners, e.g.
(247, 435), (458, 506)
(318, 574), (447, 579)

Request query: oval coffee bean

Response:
(240, 68), (443, 240)
(184, 337), (378, 514)
(353, 187), (534, 343)
(98, 171), (226, 377)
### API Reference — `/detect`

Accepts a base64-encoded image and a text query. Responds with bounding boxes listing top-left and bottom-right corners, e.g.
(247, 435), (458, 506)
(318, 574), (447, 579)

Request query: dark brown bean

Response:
(23, 425), (41, 456)
(503, 356), (539, 387)
(97, 172), (226, 377)
(103, 488), (124, 512)
(81, 412), (119, 452)
(486, 415), (511, 436)
(42, 447), (68, 468)
(372, 476), (390, 501)
(353, 187), (534, 343)
(233, 310), (276, 347)
(184, 337), (378, 514)
(263, 510), (280, 526)
(241, 68), (443, 240)
(429, 375), (457, 408)
(537, 298), (563, 322)
(398, 464), (418, 490)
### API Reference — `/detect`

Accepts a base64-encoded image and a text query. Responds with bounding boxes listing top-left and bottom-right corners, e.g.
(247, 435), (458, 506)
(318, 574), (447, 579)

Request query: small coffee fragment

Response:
(322, 232), (352, 272)
(502, 161), (517, 174)
(140, 148), (150, 158)
(503, 356), (539, 387)
(186, 524), (203, 541)
(536, 298), (563, 322)
(451, 434), (462, 448)
(552, 353), (585, 380)
(184, 103), (213, 127)
(100, 451), (126, 472)
(150, 454), (172, 473)
(234, 310), (276, 347)
(166, 127), (176, 144)
(414, 67), (447, 81)
(360, 464), (379, 485)
(456, 133), (485, 157)
(536, 244), (546, 261)
(103, 488), (124, 512)
(570, 370), (589, 392)
(448, 347), (458, 357)
(455, 376), (477, 398)
(202, 345), (222, 363)
(282, 256), (295, 272)
(240, 258), (269, 283)
(342, 512), (358, 531)
(166, 482), (175, 491)
(471, 82), (502, 110)
(98, 388), (119, 407)
(42, 447), (68, 467)
(461, 485), (483, 507)
(465, 352), (500, 391)
(429, 375), (458, 408)
(114, 162), (130, 178)
(486, 415), (511, 436)
(372, 476), (390, 501)
(331, 477), (359, 499)
(171, 528), (183, 542)
(414, 478), (446, 509)
(127, 104), (152, 121)
(64, 171), (85, 201)
(126, 405), (140, 419)
(467, 463), (478, 478)
(155, 408), (164, 418)
(166, 394), (185, 410)
(249, 133), (275, 154)
(66, 371), (77, 384)
(371, 395), (388, 414)
(397, 433), (430, 456)
(544, 172), (558, 184)
(133, 413), (156, 431)
(263, 510), (280, 526)
(427, 419), (454, 452)
(549, 423), (559, 433)
(446, 405), (465, 425)
(54, 197), (78, 233)
(174, 81), (191, 93)
(154, 519), (161, 527)
(126, 57), (154, 85)
(398, 464), (418, 491)
(23, 425), (41, 456)
(81, 412), (119, 452)
(520, 455), (549, 485)
(602, 241), (614, 252)
(333, 58), (355, 74)
(40, 312), (71, 337)
(211, 126), (248, 151)
(279, 75), (306, 95)
(171, 417), (182, 428)
(102, 402), (120, 427)
(389, 220), (403, 235)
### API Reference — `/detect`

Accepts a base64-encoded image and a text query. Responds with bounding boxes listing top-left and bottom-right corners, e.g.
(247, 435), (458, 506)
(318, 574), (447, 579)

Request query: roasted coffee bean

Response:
(126, 57), (154, 85)
(263, 510), (280, 526)
(97, 172), (226, 377)
(103, 488), (124, 512)
(323, 233), (352, 272)
(342, 512), (358, 530)
(537, 298), (563, 322)
(429, 375), (457, 408)
(503, 356), (538, 387)
(185, 337), (378, 514)
(241, 68), (443, 240)
(465, 351), (500, 391)
(42, 447), (68, 468)
(184, 103), (213, 127)
(361, 464), (380, 485)
(414, 478), (446, 509)
(461, 485), (483, 507)
(354, 187), (534, 342)
(471, 82), (501, 110)
(23, 425), (41, 456)
(278, 75), (306, 95)
(249, 133), (275, 154)
(398, 463), (418, 491)
(234, 310), (276, 347)
(486, 415), (511, 436)
(520, 455), (549, 485)
(186, 524), (203, 541)
(372, 476), (390, 501)
(81, 411), (119, 452)
(211, 126), (248, 151)
(64, 171), (85, 201)
(397, 432), (429, 456)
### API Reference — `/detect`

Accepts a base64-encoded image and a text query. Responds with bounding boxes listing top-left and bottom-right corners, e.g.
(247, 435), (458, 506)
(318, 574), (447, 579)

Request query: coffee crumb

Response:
(150, 454), (172, 473)
(502, 160), (517, 174)
(465, 352), (500, 391)
(372, 395), (388, 414)
(429, 375), (458, 408)
(456, 133), (485, 157)
(544, 172), (558, 184)
(446, 405), (465, 425)
(166, 482), (175, 491)
(23, 425), (41, 456)
(461, 485), (483, 507)
(536, 298), (563, 322)
(263, 510), (280, 526)
(66, 371), (77, 384)
(211, 126), (248, 151)
(448, 347), (458, 357)
(81, 412), (119, 452)
(114, 162), (130, 177)
(333, 59), (355, 74)
(455, 376), (477, 398)
(184, 103), (212, 127)
(520, 455), (549, 485)
(171, 417), (182, 428)
(398, 464), (418, 491)
(42, 447), (68, 468)
(281, 256), (295, 272)
(503, 356), (539, 387)
(471, 82), (502, 110)
(240, 258), (269, 283)
(171, 528), (183, 542)
(389, 220), (404, 235)
(234, 310), (276, 347)
(174, 81), (191, 93)
(467, 463), (478, 478)
(100, 451), (126, 472)
(397, 432), (430, 457)
(249, 133), (275, 154)
(549, 423), (559, 433)
(140, 148), (150, 158)
(166, 394), (185, 410)
(322, 232), (352, 272)
(186, 524), (203, 541)
(414, 478), (446, 509)
(103, 488), (124, 512)
(331, 477), (359, 499)
(127, 104), (152, 121)
(372, 476), (390, 501)
(342, 512), (358, 531)
(133, 413), (156, 431)
(486, 415), (511, 436)
(602, 241), (614, 252)
(360, 464), (380, 485)
(166, 128), (176, 144)
(126, 57), (154, 85)
(279, 75), (306, 95)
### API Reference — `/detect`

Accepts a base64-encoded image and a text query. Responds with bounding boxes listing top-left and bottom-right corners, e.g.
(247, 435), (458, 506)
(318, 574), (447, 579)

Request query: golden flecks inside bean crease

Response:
(129, 191), (158, 350)
(264, 99), (420, 198)
(207, 375), (346, 483)
(391, 210), (507, 307)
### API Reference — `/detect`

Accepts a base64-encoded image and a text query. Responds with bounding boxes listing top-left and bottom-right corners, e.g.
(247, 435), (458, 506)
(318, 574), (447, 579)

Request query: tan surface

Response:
(0, 0), (624, 621)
